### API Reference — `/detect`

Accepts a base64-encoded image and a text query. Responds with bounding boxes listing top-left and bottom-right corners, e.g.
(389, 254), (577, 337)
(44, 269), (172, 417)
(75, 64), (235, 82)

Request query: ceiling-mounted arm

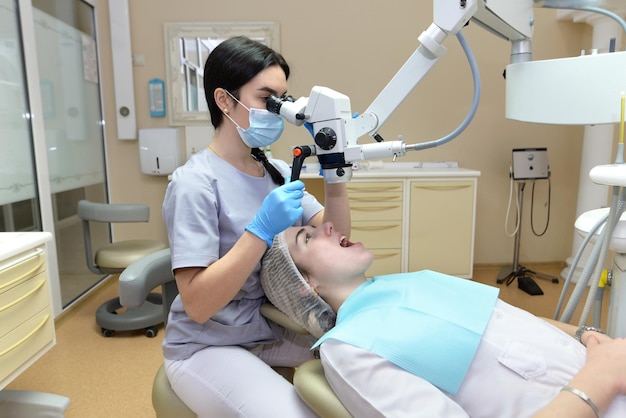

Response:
(356, 0), (534, 140)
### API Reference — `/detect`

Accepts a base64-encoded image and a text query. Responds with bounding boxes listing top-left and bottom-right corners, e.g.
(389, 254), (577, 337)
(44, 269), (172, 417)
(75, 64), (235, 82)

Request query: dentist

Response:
(161, 36), (350, 417)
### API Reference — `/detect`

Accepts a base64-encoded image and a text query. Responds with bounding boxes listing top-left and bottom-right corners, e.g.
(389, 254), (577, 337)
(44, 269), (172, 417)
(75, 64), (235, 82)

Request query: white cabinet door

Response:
(408, 180), (476, 278)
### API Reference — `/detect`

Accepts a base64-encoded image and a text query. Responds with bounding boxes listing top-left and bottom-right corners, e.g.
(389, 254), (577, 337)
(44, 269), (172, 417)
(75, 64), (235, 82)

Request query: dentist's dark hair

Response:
(203, 36), (289, 185)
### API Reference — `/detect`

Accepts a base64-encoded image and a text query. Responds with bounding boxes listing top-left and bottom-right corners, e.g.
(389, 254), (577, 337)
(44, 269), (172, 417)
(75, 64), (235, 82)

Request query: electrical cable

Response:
(578, 187), (626, 326)
(559, 213), (608, 323)
(577, 7), (626, 34)
(592, 285), (605, 329)
(405, 30), (480, 152)
(559, 186), (626, 324)
(504, 172), (520, 238)
(530, 178), (551, 236)
(553, 212), (608, 320)
(540, 5), (626, 34)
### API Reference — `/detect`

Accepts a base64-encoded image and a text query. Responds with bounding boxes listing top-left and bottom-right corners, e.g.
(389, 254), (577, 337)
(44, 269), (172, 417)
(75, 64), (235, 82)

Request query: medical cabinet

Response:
(302, 165), (479, 278)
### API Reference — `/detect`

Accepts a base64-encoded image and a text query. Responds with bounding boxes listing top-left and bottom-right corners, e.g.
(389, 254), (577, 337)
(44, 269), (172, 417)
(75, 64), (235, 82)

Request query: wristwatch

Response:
(575, 325), (605, 344)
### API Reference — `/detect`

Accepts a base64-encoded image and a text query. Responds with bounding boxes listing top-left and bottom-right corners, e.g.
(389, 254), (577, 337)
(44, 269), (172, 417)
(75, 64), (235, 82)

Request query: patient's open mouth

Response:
(340, 236), (353, 247)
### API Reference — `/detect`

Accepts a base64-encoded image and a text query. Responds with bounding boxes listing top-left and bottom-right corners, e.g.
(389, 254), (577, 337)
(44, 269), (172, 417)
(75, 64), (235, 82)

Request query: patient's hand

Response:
(585, 336), (626, 395)
(580, 330), (612, 346)
(534, 336), (626, 417)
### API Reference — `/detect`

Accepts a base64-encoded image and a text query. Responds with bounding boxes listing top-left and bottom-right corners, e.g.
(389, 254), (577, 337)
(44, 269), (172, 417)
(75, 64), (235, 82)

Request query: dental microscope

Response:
(266, 1), (535, 182)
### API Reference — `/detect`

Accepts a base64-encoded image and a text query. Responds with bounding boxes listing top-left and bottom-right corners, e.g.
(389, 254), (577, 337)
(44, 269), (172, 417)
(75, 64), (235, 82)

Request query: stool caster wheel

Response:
(102, 328), (114, 337)
(145, 327), (158, 338)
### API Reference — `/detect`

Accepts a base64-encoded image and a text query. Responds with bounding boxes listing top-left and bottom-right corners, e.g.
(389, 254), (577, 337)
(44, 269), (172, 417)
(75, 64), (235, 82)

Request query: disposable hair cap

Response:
(260, 231), (336, 339)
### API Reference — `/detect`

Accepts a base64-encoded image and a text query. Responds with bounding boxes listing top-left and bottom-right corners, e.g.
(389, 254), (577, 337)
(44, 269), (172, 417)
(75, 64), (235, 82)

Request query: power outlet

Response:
(512, 148), (549, 180)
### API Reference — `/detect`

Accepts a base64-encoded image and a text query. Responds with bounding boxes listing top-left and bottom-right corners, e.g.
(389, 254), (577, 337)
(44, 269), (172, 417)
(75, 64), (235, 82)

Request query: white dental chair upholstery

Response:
(119, 248), (351, 418)
(77, 200), (167, 337)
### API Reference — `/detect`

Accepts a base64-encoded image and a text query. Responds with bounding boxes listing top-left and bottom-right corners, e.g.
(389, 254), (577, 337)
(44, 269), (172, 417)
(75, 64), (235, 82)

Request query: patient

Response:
(260, 222), (626, 418)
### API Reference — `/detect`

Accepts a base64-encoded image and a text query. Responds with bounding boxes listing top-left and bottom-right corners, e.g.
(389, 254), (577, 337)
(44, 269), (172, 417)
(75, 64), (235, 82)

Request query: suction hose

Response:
(560, 186), (626, 324)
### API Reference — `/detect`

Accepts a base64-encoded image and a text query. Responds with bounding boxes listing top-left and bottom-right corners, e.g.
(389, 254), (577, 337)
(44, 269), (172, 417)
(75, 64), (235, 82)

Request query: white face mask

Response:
(224, 90), (284, 148)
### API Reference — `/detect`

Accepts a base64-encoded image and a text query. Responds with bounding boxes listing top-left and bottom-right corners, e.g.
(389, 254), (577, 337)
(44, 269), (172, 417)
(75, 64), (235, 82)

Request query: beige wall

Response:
(96, 1), (618, 266)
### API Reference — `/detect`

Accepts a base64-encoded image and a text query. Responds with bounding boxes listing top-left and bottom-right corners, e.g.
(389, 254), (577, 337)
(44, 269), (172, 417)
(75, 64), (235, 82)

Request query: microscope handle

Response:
(290, 145), (315, 182)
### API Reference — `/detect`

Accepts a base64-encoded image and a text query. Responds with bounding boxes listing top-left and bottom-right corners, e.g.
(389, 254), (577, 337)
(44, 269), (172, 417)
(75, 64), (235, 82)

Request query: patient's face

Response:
(285, 222), (373, 286)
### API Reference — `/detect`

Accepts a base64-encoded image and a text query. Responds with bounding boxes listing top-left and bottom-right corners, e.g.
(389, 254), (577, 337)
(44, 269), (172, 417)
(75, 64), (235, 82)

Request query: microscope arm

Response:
(356, 0), (533, 140)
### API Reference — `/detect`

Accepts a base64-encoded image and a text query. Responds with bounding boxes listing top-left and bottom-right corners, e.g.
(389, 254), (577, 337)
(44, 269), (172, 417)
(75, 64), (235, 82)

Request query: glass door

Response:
(0, 0), (41, 233)
(31, 0), (110, 307)
(2, 0), (111, 314)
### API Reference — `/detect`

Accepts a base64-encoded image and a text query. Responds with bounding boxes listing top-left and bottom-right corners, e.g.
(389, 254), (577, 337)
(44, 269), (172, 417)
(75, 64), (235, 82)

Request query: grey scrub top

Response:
(162, 149), (323, 360)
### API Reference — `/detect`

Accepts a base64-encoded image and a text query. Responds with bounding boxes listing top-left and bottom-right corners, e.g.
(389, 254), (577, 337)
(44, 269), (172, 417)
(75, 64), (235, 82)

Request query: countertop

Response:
(298, 162), (481, 179)
(0, 232), (53, 263)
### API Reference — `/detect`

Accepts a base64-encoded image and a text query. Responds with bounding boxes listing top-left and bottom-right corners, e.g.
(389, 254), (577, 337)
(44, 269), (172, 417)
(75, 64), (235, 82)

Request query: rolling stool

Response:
(78, 200), (167, 337)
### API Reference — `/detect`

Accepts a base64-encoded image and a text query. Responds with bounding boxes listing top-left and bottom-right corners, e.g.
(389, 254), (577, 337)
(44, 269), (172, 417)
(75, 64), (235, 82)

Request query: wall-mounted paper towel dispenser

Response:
(139, 128), (183, 175)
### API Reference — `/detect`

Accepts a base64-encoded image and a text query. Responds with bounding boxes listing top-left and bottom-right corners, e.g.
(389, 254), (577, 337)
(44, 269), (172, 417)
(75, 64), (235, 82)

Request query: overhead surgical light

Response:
(505, 1), (626, 125)
(506, 51), (626, 125)
(506, 0), (626, 125)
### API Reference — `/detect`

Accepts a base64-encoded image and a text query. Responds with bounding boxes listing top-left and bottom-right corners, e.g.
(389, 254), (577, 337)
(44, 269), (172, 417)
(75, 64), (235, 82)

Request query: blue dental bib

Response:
(313, 270), (499, 394)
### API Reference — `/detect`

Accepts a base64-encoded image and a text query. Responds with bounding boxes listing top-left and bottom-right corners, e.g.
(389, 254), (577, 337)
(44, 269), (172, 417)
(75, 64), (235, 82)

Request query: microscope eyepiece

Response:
(266, 94), (295, 115)
(266, 94), (307, 126)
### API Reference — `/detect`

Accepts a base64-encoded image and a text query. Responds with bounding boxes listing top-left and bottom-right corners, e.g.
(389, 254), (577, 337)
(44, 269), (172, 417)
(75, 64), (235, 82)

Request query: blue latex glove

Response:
(245, 180), (305, 246)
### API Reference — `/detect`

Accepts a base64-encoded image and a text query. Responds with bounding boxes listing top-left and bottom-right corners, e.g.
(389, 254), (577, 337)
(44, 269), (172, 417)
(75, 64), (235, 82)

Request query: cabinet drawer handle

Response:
(412, 185), (470, 191)
(353, 225), (398, 231)
(352, 205), (400, 212)
(0, 314), (49, 357)
(0, 248), (43, 273)
(0, 280), (45, 313)
(348, 186), (401, 193)
(351, 196), (400, 203)
(374, 252), (399, 259)
(0, 251), (45, 292)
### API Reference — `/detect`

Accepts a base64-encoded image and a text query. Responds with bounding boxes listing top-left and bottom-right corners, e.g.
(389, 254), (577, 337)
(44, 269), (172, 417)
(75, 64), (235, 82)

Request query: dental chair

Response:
(77, 200), (167, 337)
(118, 248), (352, 418)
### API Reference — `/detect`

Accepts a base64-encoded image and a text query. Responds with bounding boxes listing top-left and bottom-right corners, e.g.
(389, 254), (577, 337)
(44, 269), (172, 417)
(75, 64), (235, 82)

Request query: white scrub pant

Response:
(164, 328), (317, 418)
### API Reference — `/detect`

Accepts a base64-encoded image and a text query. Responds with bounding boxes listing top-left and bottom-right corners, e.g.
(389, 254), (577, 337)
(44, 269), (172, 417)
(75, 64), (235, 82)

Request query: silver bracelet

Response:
(561, 385), (602, 418)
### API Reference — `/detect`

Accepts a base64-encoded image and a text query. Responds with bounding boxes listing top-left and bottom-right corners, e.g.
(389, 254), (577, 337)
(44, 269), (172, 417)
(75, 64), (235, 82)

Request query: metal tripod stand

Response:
(496, 181), (559, 285)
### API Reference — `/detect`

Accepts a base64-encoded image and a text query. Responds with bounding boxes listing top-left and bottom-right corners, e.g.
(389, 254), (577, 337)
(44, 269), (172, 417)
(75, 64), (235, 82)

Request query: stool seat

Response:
(96, 239), (167, 272)
(153, 365), (196, 418)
